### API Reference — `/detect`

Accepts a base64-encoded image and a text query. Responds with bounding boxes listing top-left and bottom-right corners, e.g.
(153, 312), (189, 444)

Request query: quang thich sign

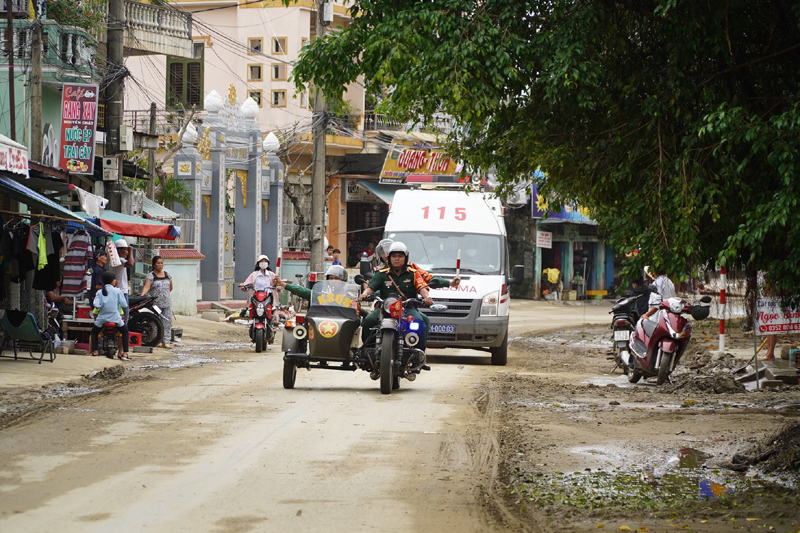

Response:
(756, 297), (800, 335)
(379, 141), (459, 184)
(59, 83), (99, 175)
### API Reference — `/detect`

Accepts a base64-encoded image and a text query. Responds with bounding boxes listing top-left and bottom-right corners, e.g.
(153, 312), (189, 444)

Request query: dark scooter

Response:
(627, 295), (712, 384)
(607, 294), (645, 375)
(128, 295), (165, 347)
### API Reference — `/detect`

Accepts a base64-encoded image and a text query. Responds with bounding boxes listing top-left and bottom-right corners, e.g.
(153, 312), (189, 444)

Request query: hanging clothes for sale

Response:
(32, 225), (64, 291)
(61, 230), (93, 296)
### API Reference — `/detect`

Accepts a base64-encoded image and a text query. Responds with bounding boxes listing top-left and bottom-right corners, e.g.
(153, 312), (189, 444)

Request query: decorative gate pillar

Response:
(261, 132), (284, 270)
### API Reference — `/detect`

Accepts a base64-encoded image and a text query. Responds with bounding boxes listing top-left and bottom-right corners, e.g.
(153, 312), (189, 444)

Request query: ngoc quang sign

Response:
(59, 83), (99, 175)
(756, 297), (800, 335)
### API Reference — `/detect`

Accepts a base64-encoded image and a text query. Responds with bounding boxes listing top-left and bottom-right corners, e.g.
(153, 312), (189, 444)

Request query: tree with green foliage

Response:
(291, 0), (800, 294)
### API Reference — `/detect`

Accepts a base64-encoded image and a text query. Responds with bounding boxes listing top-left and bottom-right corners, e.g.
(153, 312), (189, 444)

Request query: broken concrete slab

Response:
(132, 346), (153, 354)
(765, 366), (800, 385)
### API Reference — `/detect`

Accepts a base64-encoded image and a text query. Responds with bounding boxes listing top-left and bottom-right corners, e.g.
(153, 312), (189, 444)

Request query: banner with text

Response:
(59, 83), (99, 175)
(756, 297), (800, 335)
(0, 136), (29, 176)
(379, 141), (459, 184)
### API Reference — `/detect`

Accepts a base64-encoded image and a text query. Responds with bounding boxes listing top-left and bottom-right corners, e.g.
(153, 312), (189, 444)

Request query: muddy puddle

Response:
(44, 385), (103, 399)
(511, 443), (799, 513)
(127, 342), (260, 371)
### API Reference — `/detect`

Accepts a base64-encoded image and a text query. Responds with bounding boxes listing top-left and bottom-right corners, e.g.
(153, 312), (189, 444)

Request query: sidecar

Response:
(282, 280), (367, 389)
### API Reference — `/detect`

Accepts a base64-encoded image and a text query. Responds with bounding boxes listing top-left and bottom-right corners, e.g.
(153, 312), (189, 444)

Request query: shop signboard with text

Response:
(0, 135), (29, 176)
(59, 83), (99, 175)
(536, 230), (552, 249)
(379, 141), (460, 184)
(756, 297), (800, 335)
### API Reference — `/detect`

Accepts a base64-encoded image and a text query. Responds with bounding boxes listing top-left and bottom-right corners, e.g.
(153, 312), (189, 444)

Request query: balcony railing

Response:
(125, 108), (206, 137)
(0, 20), (99, 78)
(96, 1), (193, 59)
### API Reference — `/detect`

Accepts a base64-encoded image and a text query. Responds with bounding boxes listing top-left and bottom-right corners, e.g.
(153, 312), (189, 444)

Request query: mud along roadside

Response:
(492, 325), (800, 533)
(0, 316), (247, 429)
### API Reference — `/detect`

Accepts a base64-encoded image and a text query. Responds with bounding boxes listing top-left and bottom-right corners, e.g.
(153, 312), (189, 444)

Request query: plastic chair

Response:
(0, 310), (56, 364)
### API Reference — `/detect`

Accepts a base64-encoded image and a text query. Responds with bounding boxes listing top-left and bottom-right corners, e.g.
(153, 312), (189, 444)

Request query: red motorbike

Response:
(241, 283), (276, 353)
(627, 295), (711, 384)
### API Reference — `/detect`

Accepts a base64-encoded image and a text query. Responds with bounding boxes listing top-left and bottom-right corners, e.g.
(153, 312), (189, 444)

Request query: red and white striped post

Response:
(719, 266), (726, 353)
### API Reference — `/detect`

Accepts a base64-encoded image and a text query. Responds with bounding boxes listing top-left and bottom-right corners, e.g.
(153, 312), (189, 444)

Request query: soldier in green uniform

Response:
(358, 242), (433, 350)
(276, 265), (348, 300)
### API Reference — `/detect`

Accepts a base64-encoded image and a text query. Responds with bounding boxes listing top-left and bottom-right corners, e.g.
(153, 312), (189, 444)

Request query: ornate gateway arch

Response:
(173, 86), (284, 300)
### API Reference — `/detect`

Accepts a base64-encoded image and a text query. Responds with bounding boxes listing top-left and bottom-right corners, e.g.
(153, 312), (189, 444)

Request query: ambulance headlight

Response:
(481, 290), (499, 316)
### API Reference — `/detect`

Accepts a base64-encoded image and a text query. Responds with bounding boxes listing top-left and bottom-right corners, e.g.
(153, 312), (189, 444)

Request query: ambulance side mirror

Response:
(508, 264), (524, 286)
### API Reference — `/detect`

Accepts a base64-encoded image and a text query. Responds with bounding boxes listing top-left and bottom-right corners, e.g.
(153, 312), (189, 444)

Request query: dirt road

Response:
(2, 300), (797, 532)
(0, 301), (607, 532)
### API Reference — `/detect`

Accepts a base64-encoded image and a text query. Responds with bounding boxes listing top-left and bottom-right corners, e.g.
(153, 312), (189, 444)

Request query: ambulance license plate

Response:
(431, 324), (455, 334)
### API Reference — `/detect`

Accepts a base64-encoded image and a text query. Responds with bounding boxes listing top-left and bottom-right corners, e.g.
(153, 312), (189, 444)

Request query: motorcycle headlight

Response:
(481, 290), (499, 317)
(383, 296), (402, 319)
(256, 305), (265, 317)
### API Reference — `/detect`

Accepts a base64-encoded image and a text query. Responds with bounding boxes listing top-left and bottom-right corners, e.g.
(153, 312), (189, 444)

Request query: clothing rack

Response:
(0, 209), (108, 236)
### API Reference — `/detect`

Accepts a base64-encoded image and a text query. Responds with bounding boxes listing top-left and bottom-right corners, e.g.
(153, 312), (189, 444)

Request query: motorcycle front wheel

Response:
(657, 351), (672, 385)
(380, 330), (395, 395)
(254, 328), (265, 353)
(128, 312), (164, 347)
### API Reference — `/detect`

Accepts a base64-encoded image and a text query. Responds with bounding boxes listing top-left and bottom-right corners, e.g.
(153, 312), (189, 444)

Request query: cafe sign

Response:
(380, 141), (459, 184)
(59, 83), (99, 175)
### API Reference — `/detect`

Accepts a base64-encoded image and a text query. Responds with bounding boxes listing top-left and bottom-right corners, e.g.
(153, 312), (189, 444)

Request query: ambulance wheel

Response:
(490, 332), (508, 366)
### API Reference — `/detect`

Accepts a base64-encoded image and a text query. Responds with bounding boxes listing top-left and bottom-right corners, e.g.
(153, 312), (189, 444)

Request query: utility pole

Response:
(147, 102), (156, 199)
(5, 0), (16, 140)
(105, 0), (125, 155)
(30, 20), (42, 161)
(309, 0), (328, 273)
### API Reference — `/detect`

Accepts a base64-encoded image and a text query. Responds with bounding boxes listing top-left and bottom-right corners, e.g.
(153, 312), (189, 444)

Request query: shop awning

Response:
(142, 197), (180, 222)
(359, 180), (401, 205)
(0, 174), (109, 234)
(75, 209), (181, 240)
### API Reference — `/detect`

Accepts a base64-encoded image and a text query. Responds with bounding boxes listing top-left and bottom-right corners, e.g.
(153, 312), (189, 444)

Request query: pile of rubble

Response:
(665, 349), (746, 393)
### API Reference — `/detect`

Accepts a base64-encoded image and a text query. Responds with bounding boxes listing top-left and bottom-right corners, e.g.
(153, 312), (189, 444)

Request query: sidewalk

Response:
(0, 315), (245, 393)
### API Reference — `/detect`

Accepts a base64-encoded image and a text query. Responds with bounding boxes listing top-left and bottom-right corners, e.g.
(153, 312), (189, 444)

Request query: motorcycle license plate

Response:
(614, 330), (630, 341)
(430, 324), (455, 334)
(152, 305), (161, 314)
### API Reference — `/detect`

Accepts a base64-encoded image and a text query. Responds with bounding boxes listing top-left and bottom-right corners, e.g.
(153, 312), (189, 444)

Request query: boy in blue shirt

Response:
(332, 249), (342, 266)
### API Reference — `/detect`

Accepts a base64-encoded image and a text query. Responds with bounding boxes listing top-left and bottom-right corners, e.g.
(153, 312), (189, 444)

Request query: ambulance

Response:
(383, 189), (523, 365)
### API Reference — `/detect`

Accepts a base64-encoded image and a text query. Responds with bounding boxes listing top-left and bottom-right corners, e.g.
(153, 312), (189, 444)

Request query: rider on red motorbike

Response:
(238, 255), (281, 315)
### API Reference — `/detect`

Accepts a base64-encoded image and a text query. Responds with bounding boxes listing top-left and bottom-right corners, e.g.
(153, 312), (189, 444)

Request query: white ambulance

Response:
(383, 189), (523, 365)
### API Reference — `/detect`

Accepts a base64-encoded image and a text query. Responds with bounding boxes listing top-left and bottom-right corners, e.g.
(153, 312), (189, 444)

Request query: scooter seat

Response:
(643, 319), (657, 338)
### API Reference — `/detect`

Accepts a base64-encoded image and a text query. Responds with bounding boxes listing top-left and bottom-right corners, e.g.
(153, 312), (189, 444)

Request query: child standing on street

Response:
(91, 270), (131, 360)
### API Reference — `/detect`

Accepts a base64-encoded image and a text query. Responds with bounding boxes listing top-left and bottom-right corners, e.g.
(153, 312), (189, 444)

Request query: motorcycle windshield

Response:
(308, 280), (360, 320)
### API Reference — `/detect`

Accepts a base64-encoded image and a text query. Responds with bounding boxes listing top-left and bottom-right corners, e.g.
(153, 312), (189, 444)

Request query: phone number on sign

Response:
(759, 323), (800, 333)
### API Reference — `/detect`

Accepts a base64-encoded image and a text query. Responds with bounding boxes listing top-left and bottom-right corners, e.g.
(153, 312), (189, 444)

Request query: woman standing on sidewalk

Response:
(141, 255), (173, 348)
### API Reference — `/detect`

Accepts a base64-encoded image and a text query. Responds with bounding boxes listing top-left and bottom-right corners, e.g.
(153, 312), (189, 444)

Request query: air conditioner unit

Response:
(102, 156), (120, 181)
(505, 189), (528, 207)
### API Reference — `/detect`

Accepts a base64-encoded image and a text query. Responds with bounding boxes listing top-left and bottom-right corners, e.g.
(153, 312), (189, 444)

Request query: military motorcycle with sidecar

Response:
(281, 278), (447, 394)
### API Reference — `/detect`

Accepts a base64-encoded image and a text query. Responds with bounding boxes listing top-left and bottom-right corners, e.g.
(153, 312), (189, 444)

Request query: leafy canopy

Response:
(291, 0), (800, 292)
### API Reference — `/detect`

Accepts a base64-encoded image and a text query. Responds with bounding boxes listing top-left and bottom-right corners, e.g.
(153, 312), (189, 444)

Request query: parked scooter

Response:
(626, 295), (712, 384)
(240, 283), (276, 352)
(607, 294), (645, 375)
(127, 295), (165, 347)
